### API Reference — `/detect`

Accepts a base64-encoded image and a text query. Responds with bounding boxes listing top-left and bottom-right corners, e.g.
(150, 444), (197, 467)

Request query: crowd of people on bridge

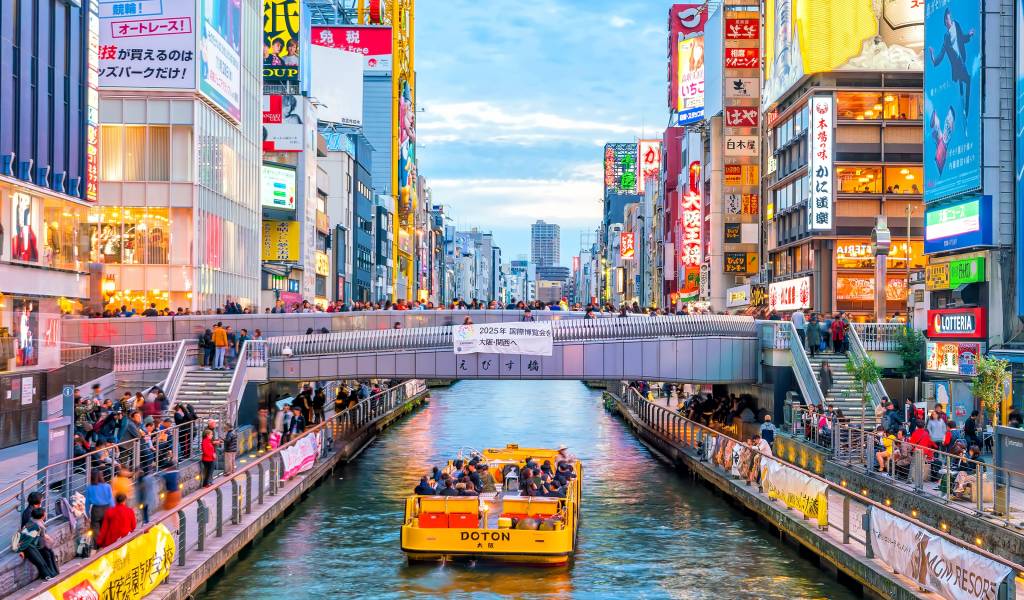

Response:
(412, 447), (578, 499)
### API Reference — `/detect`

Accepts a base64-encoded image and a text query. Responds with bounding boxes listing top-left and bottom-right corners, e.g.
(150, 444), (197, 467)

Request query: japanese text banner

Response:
(454, 322), (553, 356)
(42, 523), (176, 600)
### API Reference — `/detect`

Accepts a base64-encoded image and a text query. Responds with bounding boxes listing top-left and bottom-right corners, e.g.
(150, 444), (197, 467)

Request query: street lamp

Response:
(871, 216), (892, 323)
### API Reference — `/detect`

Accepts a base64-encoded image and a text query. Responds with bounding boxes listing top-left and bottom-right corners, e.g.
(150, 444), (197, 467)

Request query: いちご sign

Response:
(927, 308), (986, 339)
(769, 277), (811, 312)
(454, 322), (553, 357)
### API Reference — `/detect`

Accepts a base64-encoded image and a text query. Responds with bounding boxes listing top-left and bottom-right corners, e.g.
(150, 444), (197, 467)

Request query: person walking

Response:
(96, 493), (136, 548)
(257, 406), (269, 449)
(830, 314), (847, 354)
(805, 313), (822, 358)
(84, 470), (113, 542)
(819, 361), (834, 396)
(312, 386), (327, 424)
(790, 308), (806, 347)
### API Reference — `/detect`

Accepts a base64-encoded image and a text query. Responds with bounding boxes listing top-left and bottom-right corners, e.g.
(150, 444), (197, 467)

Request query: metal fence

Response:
(850, 323), (904, 352)
(30, 381), (420, 593)
(757, 320), (826, 407)
(614, 385), (1023, 590)
(0, 419), (206, 556)
(44, 347), (114, 402)
(112, 340), (183, 372)
(264, 314), (759, 359)
(224, 341), (268, 426)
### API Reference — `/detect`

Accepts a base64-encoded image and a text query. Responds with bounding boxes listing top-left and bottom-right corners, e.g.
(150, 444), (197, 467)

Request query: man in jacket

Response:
(223, 427), (238, 475)
(212, 323), (229, 370)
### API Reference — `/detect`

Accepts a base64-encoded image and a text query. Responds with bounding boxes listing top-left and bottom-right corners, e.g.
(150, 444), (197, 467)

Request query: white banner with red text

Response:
(280, 432), (321, 480)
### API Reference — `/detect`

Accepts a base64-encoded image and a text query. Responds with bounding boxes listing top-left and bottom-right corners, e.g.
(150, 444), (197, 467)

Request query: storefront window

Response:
(41, 199), (88, 271)
(884, 166), (923, 195)
(836, 166), (882, 194)
(837, 92), (883, 120)
(882, 93), (923, 120)
(836, 239), (925, 269)
(85, 207), (170, 265)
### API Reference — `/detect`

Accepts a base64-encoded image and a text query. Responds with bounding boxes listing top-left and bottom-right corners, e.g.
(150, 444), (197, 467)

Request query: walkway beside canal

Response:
(10, 383), (428, 600)
(611, 388), (992, 600)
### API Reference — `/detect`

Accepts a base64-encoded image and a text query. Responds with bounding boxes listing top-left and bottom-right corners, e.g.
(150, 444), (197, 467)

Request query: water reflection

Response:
(201, 380), (857, 600)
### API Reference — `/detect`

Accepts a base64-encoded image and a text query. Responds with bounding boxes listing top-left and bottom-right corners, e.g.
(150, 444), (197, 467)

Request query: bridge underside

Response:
(268, 336), (759, 384)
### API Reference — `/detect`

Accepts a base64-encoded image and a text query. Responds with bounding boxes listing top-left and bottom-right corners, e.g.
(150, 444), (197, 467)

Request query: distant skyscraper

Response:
(531, 220), (560, 267)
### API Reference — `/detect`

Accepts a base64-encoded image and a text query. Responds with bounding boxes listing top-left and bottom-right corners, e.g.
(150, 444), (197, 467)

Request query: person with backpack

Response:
(200, 328), (213, 368)
(14, 507), (59, 581)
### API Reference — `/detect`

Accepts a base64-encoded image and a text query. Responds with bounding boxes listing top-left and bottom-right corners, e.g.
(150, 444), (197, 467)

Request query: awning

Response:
(987, 349), (1024, 364)
(261, 263), (293, 277)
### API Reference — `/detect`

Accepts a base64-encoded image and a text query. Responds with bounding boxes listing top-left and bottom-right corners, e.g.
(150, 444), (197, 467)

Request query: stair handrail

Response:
(757, 320), (826, 406)
(224, 340), (268, 426)
(163, 339), (194, 403)
(845, 325), (887, 411)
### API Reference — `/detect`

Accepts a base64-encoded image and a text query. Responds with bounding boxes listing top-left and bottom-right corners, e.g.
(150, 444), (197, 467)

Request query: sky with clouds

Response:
(416, 0), (671, 265)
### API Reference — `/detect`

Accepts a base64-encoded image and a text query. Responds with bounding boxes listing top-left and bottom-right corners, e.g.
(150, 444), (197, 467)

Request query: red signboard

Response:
(620, 232), (635, 260)
(663, 127), (685, 193)
(681, 161), (702, 269)
(725, 18), (759, 40)
(725, 106), (759, 128)
(311, 26), (392, 72)
(724, 48), (758, 69)
(668, 4), (708, 112)
(927, 307), (987, 339)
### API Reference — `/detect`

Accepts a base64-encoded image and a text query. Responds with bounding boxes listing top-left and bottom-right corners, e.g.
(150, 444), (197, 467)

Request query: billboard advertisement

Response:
(927, 307), (987, 339)
(924, 0), (981, 203)
(312, 26), (393, 73)
(762, 0), (924, 110)
(199, 0), (242, 121)
(603, 143), (638, 195)
(637, 140), (662, 195)
(98, 0), (196, 89)
(262, 95), (304, 152)
(668, 4), (709, 113)
(309, 45), (364, 127)
(262, 220), (300, 261)
(769, 276), (812, 312)
(924, 195), (992, 254)
(1018, 0), (1024, 315)
(676, 36), (705, 125)
(808, 96), (834, 231)
(398, 79), (417, 213)
(620, 232), (636, 260)
(263, 0), (301, 83)
(927, 341), (983, 375)
(261, 164), (296, 211)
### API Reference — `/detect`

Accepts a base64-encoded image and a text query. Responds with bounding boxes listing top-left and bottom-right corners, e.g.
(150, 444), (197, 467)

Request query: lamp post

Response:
(905, 204), (915, 324)
(871, 215), (892, 323)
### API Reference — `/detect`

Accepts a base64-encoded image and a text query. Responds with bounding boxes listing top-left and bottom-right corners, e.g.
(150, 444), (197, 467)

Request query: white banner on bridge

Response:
(870, 507), (1011, 600)
(453, 322), (553, 356)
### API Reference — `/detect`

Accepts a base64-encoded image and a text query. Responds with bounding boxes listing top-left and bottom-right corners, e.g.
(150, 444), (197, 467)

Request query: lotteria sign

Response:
(924, 195), (992, 254)
(927, 307), (986, 339)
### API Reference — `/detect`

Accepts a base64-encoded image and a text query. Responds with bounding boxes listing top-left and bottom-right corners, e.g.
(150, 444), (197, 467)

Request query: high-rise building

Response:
(95, 0), (263, 312)
(531, 220), (560, 267)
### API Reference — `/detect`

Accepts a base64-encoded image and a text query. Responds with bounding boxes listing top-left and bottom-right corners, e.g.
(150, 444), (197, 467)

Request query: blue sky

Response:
(416, 0), (670, 264)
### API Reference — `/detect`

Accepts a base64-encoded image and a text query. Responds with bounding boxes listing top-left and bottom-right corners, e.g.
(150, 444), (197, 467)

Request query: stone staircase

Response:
(173, 367), (234, 421)
(806, 354), (872, 419)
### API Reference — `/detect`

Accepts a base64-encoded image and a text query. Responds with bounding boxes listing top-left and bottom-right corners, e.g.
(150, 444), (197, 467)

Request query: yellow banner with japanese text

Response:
(41, 524), (176, 600)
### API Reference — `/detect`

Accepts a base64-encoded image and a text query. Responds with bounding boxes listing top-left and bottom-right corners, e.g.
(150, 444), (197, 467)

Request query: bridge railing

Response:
(112, 340), (183, 372)
(850, 323), (904, 352)
(757, 320), (826, 407)
(613, 385), (1024, 589)
(224, 340), (268, 426)
(264, 315), (759, 359)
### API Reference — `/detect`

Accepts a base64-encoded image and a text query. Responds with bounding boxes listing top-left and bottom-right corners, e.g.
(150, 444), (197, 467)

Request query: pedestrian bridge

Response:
(262, 315), (761, 384)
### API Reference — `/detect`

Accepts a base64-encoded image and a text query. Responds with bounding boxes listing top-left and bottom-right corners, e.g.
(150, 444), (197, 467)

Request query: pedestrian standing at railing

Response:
(212, 323), (228, 370)
(85, 470), (113, 542)
(223, 426), (238, 476)
(200, 430), (217, 487)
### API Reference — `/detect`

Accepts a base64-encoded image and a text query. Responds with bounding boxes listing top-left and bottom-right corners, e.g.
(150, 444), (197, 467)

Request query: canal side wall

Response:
(776, 432), (1024, 566)
(151, 391), (429, 600)
(608, 396), (930, 600)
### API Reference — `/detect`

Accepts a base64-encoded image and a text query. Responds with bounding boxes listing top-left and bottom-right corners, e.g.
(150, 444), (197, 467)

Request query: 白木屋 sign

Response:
(454, 322), (553, 356)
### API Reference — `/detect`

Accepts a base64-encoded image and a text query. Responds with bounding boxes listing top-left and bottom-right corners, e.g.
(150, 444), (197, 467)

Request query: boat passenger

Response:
(478, 464), (497, 493)
(414, 476), (435, 495)
(466, 464), (483, 491)
(540, 460), (554, 476)
(455, 482), (478, 497)
(439, 480), (458, 496)
(556, 445), (577, 463)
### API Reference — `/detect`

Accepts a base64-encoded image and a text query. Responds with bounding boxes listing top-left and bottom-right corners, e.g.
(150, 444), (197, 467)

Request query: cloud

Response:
(418, 101), (642, 147)
(609, 15), (635, 28)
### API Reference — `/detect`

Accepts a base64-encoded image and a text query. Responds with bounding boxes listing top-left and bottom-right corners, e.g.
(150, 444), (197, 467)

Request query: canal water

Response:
(201, 380), (858, 600)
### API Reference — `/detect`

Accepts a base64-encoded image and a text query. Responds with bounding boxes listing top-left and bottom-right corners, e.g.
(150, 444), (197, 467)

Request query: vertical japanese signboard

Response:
(86, 1), (100, 202)
(681, 161), (702, 290)
(620, 232), (636, 260)
(808, 96), (834, 231)
(676, 35), (706, 124)
(263, 0), (302, 83)
(603, 143), (638, 195)
(637, 140), (662, 194)
(668, 4), (709, 118)
(98, 0), (196, 89)
(199, 0), (242, 121)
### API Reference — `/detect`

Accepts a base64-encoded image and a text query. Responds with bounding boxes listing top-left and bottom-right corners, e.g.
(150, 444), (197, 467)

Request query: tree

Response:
(894, 327), (926, 380)
(847, 355), (882, 402)
(972, 355), (1010, 427)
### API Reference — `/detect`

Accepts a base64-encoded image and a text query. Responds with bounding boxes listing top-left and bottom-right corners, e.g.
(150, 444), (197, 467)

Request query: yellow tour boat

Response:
(401, 444), (582, 565)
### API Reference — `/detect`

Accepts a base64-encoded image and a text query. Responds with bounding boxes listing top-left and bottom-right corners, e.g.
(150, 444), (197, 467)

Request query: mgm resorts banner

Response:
(453, 322), (554, 356)
(760, 459), (828, 527)
(870, 508), (1011, 600)
(42, 523), (175, 599)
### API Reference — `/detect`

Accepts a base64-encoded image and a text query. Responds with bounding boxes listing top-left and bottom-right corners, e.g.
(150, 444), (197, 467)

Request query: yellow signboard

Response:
(42, 523), (175, 599)
(926, 263), (950, 291)
(315, 251), (331, 276)
(262, 220), (300, 262)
